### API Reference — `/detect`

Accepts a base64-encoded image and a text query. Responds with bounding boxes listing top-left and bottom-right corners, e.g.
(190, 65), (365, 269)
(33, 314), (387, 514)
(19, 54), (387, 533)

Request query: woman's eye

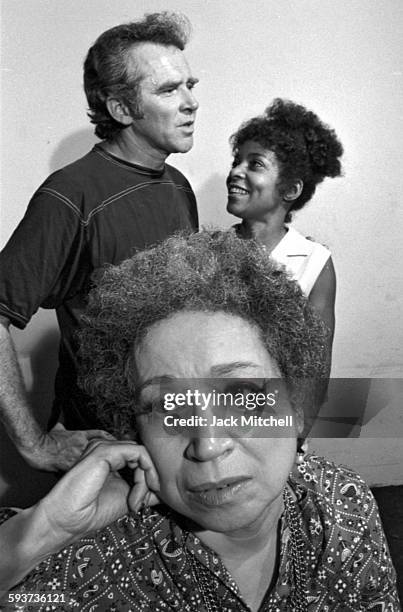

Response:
(155, 399), (190, 416)
(135, 397), (169, 415)
(249, 159), (263, 169)
(222, 382), (265, 413)
(134, 401), (153, 416)
(226, 382), (260, 396)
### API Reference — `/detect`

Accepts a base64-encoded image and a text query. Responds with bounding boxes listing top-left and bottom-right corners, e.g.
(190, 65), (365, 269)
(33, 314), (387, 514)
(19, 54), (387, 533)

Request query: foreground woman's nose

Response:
(185, 434), (234, 462)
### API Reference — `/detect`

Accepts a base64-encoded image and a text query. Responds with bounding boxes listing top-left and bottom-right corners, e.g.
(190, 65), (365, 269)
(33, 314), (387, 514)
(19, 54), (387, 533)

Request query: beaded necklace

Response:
(185, 486), (307, 612)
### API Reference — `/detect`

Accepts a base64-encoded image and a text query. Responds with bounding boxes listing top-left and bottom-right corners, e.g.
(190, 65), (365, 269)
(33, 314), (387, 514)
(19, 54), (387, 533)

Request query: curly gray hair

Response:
(79, 230), (328, 435)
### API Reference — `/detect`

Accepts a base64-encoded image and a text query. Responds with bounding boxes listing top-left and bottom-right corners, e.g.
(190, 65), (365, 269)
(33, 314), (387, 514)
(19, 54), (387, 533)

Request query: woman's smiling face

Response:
(226, 141), (284, 221)
(134, 310), (298, 536)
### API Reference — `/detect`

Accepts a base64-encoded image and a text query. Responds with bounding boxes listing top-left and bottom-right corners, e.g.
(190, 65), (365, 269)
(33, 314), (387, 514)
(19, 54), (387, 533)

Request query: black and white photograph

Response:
(1, 1), (402, 609)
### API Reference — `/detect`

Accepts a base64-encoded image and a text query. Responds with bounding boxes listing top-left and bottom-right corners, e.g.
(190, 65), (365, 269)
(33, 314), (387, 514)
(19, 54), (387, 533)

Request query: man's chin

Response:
(175, 138), (194, 154)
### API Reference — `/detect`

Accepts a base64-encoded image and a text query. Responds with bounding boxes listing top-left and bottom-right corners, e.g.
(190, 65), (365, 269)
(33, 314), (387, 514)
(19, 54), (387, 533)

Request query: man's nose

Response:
(181, 88), (199, 112)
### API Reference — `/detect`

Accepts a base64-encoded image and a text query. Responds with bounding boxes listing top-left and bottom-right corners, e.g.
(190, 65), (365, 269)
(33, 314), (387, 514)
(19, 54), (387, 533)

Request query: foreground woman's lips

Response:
(189, 476), (249, 491)
(188, 476), (252, 506)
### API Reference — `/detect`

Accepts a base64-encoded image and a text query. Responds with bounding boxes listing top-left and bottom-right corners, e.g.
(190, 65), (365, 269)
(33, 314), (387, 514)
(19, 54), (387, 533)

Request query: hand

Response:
(33, 440), (160, 548)
(18, 423), (115, 472)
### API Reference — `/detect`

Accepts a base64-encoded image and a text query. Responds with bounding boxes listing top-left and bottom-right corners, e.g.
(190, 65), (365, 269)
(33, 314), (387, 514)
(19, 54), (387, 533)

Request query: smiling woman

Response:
(0, 231), (399, 611)
(227, 99), (343, 384)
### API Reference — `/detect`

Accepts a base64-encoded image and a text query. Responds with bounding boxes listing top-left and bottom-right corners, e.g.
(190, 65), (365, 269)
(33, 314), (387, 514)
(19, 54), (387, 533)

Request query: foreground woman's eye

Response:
(134, 400), (153, 415)
(135, 398), (189, 418)
(224, 381), (262, 396)
(135, 393), (166, 415)
(222, 381), (265, 413)
(155, 397), (191, 416)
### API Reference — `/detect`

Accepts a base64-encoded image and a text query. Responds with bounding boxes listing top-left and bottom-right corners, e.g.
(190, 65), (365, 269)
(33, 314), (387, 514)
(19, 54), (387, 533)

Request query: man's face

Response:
(127, 42), (199, 160)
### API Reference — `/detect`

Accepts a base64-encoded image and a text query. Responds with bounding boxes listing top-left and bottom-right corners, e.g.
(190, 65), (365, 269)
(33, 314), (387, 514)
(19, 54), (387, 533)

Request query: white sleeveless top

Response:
(270, 227), (331, 296)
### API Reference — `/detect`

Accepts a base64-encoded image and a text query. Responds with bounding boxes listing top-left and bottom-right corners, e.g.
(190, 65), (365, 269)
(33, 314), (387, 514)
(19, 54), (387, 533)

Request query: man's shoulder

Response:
(30, 145), (129, 218)
(40, 146), (104, 191)
(164, 163), (194, 190)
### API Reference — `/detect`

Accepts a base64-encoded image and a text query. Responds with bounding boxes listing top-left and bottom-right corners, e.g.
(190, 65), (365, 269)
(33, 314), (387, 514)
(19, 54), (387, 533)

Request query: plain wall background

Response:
(1, 0), (402, 504)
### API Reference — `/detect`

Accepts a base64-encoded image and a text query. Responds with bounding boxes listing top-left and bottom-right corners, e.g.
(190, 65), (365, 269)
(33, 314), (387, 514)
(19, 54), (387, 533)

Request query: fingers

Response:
(76, 440), (160, 493)
(136, 453), (160, 492)
(49, 424), (115, 443)
(85, 429), (116, 441)
(128, 471), (160, 512)
(79, 438), (115, 461)
(128, 467), (148, 511)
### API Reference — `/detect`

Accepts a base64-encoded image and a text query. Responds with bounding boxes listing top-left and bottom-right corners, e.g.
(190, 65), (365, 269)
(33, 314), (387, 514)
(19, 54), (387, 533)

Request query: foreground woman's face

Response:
(135, 311), (297, 534)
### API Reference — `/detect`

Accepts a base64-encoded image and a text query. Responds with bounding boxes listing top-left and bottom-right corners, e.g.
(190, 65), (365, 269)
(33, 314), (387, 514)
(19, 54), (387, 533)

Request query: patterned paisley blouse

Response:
(1, 455), (400, 611)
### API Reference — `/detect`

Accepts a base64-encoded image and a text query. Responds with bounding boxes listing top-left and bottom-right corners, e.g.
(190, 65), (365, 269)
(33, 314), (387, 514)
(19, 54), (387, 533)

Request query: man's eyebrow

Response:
(209, 362), (262, 377)
(155, 76), (199, 92)
(154, 78), (181, 92)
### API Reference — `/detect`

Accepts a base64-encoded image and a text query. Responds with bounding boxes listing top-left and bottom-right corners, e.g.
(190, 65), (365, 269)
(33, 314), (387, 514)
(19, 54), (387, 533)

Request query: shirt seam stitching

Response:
(39, 183), (192, 227)
(0, 302), (29, 324)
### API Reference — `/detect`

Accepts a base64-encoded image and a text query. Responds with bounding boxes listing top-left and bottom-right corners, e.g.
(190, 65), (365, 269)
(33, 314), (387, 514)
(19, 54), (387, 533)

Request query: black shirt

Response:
(0, 145), (198, 428)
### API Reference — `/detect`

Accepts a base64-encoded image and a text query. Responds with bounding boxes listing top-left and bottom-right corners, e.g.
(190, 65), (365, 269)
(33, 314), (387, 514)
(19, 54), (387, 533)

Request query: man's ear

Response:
(283, 179), (303, 203)
(106, 97), (134, 126)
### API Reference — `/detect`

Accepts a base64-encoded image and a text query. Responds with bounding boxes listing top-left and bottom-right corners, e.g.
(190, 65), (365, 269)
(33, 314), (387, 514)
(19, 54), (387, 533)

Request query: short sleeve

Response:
(0, 189), (83, 328)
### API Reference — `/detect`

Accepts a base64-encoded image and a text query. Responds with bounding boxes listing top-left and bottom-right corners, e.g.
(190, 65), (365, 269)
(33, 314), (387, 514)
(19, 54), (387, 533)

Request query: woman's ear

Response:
(106, 97), (134, 126)
(283, 179), (303, 202)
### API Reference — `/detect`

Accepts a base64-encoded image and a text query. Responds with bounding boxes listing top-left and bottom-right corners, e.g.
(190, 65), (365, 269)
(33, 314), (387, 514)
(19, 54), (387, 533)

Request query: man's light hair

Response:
(84, 12), (191, 140)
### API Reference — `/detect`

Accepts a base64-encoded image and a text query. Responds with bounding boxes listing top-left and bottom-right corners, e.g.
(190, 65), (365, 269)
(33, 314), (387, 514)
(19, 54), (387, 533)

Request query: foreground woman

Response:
(1, 231), (399, 611)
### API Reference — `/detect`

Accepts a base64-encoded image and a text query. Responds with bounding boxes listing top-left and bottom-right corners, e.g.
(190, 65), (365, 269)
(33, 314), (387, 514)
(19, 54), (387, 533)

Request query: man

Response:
(0, 12), (199, 472)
